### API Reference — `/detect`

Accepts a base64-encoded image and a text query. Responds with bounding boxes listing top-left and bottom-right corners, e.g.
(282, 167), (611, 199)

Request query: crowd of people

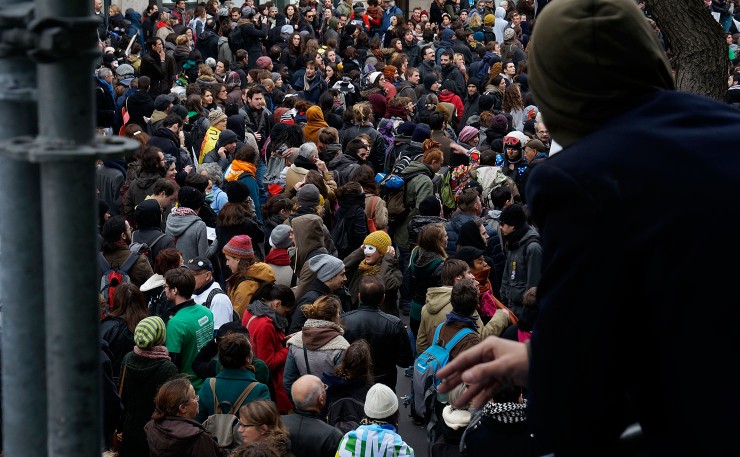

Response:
(85, 0), (740, 456)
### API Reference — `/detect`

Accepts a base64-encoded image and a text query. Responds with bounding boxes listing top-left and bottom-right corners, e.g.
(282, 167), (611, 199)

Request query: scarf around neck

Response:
(134, 345), (171, 360)
(445, 310), (479, 330)
(225, 160), (257, 182)
(247, 299), (289, 331)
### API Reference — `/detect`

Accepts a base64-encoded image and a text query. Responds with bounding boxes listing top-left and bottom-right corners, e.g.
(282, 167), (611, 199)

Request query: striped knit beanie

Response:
(134, 316), (166, 349)
(223, 235), (255, 259)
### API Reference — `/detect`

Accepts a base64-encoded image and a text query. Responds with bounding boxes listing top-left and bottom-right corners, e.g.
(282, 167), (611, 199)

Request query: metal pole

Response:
(36, 0), (104, 455)
(0, 2), (47, 457)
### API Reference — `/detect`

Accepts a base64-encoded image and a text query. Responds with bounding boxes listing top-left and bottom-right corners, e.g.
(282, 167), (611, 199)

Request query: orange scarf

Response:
(225, 160), (256, 182)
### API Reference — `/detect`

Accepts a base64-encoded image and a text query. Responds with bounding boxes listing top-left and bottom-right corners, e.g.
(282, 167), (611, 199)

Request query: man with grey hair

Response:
(285, 141), (332, 192)
(199, 162), (228, 214)
(281, 374), (343, 457)
(95, 66), (116, 135)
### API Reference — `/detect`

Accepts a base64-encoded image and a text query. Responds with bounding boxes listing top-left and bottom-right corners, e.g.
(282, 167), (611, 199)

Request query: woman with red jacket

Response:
(242, 282), (297, 414)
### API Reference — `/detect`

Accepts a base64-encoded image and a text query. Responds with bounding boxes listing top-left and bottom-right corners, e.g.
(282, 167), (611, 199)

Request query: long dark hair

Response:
(108, 283), (149, 332)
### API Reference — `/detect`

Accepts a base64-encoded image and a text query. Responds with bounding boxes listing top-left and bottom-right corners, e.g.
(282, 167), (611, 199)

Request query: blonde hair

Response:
(301, 295), (341, 323)
(353, 102), (372, 123)
(176, 34), (189, 46)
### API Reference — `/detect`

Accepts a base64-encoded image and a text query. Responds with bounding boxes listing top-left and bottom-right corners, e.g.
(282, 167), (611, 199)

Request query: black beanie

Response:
(178, 186), (205, 210)
(479, 94), (494, 112)
(418, 195), (441, 216)
(499, 203), (527, 227)
(423, 74), (438, 91)
(134, 199), (163, 229)
(225, 180), (250, 203)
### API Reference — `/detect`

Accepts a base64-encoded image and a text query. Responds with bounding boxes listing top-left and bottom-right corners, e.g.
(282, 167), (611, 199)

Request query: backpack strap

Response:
(205, 288), (225, 309)
(97, 252), (112, 273)
(119, 249), (141, 273)
(210, 377), (220, 414)
(303, 344), (311, 375)
(150, 232), (167, 250)
(444, 326), (475, 352)
(229, 382), (258, 415)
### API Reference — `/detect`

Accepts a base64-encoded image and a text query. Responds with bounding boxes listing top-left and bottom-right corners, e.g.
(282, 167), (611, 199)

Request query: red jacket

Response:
(439, 89), (464, 127)
(243, 310), (292, 413)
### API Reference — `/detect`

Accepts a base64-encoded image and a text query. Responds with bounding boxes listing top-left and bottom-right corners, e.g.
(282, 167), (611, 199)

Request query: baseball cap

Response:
(184, 257), (213, 272)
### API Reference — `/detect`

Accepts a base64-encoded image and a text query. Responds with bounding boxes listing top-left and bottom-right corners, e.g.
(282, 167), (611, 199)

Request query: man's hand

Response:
(315, 158), (328, 173)
(218, 146), (227, 158)
(437, 336), (529, 409)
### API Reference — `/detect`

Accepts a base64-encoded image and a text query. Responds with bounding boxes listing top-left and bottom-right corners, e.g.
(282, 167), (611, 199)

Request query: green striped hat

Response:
(134, 316), (166, 349)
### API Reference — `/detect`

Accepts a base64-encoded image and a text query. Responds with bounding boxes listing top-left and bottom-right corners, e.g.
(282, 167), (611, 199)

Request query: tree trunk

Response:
(646, 0), (727, 100)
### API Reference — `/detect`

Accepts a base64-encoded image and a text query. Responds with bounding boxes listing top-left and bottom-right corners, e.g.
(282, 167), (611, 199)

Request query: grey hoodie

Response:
(165, 212), (218, 262)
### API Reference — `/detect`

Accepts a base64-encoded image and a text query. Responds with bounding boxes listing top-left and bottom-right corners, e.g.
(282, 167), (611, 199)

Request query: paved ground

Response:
(394, 312), (431, 457)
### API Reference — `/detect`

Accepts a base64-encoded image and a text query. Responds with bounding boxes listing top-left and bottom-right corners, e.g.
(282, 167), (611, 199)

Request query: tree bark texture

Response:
(646, 0), (727, 100)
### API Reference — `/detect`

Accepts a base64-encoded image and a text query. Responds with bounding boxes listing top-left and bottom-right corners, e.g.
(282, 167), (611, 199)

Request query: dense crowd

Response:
(81, 0), (740, 456)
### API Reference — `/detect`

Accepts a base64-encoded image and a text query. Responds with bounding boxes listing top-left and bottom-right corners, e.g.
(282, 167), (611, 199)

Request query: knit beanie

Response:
(423, 74), (438, 91)
(504, 27), (515, 41)
(368, 71), (383, 86)
(473, 31), (485, 42)
(458, 126), (480, 144)
(492, 113), (509, 130)
(484, 13), (495, 26)
(308, 254), (345, 282)
(441, 28), (455, 41)
(345, 23), (357, 36)
(208, 109), (227, 126)
(363, 231), (391, 254)
(134, 316), (166, 349)
(478, 94), (494, 112)
(499, 203), (527, 227)
(178, 186), (204, 210)
(396, 121), (416, 136)
(256, 56), (273, 69)
(217, 129), (238, 147)
(296, 183), (321, 207)
(225, 180), (251, 203)
(223, 234), (255, 259)
(411, 123), (431, 142)
(364, 383), (399, 419)
(270, 224), (293, 249)
(418, 194), (442, 216)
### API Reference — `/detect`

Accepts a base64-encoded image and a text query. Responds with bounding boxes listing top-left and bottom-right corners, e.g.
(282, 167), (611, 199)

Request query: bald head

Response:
(291, 374), (325, 411)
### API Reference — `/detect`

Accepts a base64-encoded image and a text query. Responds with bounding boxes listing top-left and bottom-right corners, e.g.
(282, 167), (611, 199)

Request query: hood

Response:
(144, 418), (206, 457)
(449, 212), (477, 233)
(125, 9), (143, 23)
(274, 13), (287, 27)
(425, 286), (452, 314)
(291, 215), (326, 269)
(528, 0), (674, 148)
(150, 110), (168, 124)
(165, 212), (201, 237)
(245, 262), (277, 282)
(495, 6), (506, 19)
(140, 273), (165, 292)
(130, 173), (161, 192)
(198, 28), (217, 41)
(400, 160), (433, 177)
(327, 153), (358, 170)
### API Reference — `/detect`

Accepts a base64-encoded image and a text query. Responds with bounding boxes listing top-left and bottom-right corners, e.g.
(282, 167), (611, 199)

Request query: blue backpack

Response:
(411, 323), (474, 422)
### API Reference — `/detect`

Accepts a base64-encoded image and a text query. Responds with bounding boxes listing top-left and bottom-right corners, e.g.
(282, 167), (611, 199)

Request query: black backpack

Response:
(228, 26), (246, 55)
(204, 287), (241, 323)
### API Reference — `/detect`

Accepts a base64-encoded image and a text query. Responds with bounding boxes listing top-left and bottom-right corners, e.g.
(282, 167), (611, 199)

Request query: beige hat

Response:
(208, 109), (227, 126)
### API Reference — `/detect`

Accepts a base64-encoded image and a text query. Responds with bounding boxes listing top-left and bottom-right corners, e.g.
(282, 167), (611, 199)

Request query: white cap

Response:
(364, 383), (399, 419)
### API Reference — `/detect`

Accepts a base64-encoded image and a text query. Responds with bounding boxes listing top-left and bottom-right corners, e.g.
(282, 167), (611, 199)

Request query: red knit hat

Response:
(223, 235), (254, 259)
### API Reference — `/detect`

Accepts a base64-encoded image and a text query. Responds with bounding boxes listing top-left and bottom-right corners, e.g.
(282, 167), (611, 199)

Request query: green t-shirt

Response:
(166, 303), (215, 390)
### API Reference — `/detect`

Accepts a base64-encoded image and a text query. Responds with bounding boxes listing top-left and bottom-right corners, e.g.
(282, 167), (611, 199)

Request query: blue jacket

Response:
(236, 173), (264, 223)
(381, 5), (403, 30)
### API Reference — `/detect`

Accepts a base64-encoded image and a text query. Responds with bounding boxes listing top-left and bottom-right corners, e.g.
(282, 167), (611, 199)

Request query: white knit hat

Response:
(442, 405), (472, 430)
(364, 384), (399, 419)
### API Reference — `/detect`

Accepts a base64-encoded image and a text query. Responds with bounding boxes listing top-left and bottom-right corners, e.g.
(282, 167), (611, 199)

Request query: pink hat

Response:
(256, 56), (273, 69)
(223, 235), (254, 259)
(458, 126), (480, 144)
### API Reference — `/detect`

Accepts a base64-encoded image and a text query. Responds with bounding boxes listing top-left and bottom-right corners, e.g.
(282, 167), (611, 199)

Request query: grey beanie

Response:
(296, 183), (321, 207)
(270, 224), (293, 249)
(308, 254), (345, 282)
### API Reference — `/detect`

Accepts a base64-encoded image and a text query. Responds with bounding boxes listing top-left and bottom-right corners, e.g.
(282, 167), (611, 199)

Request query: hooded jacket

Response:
(144, 416), (223, 457)
(165, 210), (217, 262)
(124, 171), (162, 219)
(391, 161), (434, 249)
(120, 352), (178, 457)
(125, 89), (154, 131)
